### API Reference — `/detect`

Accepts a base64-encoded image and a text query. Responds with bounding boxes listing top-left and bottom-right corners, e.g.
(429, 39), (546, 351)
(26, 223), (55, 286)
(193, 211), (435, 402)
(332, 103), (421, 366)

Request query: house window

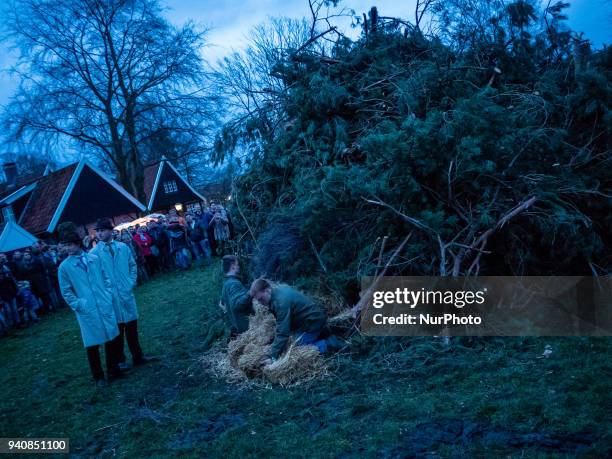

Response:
(163, 180), (178, 194)
(187, 202), (202, 213)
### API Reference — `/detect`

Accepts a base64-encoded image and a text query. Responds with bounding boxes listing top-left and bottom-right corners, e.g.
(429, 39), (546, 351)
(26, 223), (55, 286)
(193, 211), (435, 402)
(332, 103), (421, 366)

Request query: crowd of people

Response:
(0, 203), (232, 338)
(0, 242), (61, 336)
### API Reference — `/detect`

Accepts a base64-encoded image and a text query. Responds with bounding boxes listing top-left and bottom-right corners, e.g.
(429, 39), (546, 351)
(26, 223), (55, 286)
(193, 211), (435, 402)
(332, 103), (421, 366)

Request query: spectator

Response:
(47, 245), (59, 265)
(132, 226), (158, 276)
(165, 217), (191, 269)
(0, 302), (8, 336)
(56, 242), (69, 264)
(16, 280), (40, 325)
(168, 209), (185, 225)
(121, 231), (148, 284)
(202, 206), (217, 256)
(210, 205), (230, 256)
(21, 251), (56, 314)
(147, 220), (169, 272)
(83, 234), (99, 251)
(195, 211), (213, 261)
(32, 243), (61, 310)
(0, 253), (21, 329)
(185, 213), (211, 265)
(9, 251), (24, 279)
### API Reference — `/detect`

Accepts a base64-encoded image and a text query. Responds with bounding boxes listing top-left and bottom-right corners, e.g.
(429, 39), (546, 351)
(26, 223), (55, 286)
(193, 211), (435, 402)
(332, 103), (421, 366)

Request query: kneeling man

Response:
(220, 255), (254, 337)
(249, 279), (328, 362)
(57, 222), (123, 387)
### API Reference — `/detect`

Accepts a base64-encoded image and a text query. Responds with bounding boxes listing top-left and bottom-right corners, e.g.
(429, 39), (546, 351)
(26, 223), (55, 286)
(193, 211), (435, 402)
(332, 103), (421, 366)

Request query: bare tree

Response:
(213, 17), (316, 163)
(213, 4), (352, 165)
(1, 0), (218, 201)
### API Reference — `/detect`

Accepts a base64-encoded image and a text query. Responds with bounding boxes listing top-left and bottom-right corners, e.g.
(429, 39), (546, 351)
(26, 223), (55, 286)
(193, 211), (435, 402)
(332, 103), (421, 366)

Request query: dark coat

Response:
(268, 285), (327, 359)
(0, 265), (18, 301)
(21, 257), (50, 296)
(166, 224), (189, 253)
(220, 275), (254, 335)
(148, 226), (168, 249)
(186, 221), (204, 243)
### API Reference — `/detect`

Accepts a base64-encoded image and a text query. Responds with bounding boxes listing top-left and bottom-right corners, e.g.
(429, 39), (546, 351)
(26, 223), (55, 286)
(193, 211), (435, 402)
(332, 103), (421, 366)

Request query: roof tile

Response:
(19, 164), (77, 234)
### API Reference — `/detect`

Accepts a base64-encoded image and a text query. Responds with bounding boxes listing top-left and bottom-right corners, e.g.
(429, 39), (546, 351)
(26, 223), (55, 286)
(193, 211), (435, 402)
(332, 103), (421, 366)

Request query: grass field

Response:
(1, 262), (610, 458)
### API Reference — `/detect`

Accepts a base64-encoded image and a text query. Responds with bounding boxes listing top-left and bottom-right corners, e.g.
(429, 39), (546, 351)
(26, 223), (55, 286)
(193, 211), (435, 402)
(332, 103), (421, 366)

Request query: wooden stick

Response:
(232, 183), (260, 252)
(309, 237), (327, 273)
(353, 233), (412, 318)
(375, 235), (388, 276)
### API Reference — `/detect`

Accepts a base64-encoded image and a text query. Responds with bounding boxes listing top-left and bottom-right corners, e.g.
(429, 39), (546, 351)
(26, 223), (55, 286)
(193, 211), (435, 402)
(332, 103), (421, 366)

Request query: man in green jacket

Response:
(250, 278), (328, 361)
(220, 255), (254, 337)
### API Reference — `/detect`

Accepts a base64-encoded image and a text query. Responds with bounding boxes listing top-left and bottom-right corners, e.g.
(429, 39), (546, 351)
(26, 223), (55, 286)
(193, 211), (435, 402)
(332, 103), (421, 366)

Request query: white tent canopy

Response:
(0, 221), (38, 252)
(113, 213), (166, 231)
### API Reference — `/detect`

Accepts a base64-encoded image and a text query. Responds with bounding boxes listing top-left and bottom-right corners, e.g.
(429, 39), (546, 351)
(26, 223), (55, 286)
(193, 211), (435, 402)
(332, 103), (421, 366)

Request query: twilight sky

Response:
(0, 0), (610, 113)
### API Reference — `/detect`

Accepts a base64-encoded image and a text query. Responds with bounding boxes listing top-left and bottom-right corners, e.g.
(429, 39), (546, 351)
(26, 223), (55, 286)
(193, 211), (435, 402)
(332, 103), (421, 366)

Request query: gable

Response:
(0, 186), (35, 225)
(19, 164), (77, 235)
(10, 190), (35, 222)
(149, 162), (203, 211)
(143, 162), (159, 205)
(54, 164), (143, 229)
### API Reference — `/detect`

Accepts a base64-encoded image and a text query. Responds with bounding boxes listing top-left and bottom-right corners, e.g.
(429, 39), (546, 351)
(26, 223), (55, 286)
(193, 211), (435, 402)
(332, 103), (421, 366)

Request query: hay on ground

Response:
(200, 345), (250, 386)
(227, 304), (275, 366)
(237, 343), (271, 378)
(262, 343), (327, 386)
(205, 300), (328, 386)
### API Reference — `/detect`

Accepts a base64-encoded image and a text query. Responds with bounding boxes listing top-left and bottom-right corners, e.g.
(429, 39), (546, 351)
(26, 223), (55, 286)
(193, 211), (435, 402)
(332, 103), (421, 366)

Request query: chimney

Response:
(2, 162), (18, 188)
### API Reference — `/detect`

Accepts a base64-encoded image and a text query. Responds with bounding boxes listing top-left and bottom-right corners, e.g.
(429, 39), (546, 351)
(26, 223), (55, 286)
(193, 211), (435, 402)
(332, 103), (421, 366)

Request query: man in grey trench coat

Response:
(92, 218), (156, 368)
(57, 222), (124, 388)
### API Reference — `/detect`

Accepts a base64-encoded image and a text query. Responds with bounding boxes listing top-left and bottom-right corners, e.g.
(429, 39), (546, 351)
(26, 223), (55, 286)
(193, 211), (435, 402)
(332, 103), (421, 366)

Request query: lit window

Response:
(163, 180), (178, 194)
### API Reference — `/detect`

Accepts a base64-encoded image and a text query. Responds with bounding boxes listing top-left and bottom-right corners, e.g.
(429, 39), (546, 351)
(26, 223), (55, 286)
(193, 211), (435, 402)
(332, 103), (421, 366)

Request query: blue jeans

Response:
(295, 331), (328, 353)
(21, 301), (39, 323)
(0, 308), (8, 334)
(192, 239), (212, 264)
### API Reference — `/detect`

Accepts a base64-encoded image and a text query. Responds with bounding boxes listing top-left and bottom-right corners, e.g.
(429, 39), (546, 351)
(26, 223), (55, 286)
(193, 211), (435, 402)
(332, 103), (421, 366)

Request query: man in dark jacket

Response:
(21, 250), (56, 313)
(195, 211), (212, 263)
(202, 206), (217, 256)
(146, 220), (169, 272)
(220, 255), (254, 337)
(0, 253), (20, 328)
(250, 278), (328, 361)
(185, 213), (208, 264)
(32, 242), (61, 310)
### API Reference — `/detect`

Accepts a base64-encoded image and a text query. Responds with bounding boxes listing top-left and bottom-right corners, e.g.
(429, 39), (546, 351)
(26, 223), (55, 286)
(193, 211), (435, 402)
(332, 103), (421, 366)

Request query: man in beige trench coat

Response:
(92, 218), (157, 369)
(57, 222), (125, 388)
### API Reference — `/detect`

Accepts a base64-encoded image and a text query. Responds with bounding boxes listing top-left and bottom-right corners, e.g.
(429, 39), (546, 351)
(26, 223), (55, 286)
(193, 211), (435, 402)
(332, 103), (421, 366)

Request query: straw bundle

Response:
(227, 305), (275, 366)
(262, 344), (327, 386)
(237, 343), (271, 378)
(207, 299), (327, 386)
